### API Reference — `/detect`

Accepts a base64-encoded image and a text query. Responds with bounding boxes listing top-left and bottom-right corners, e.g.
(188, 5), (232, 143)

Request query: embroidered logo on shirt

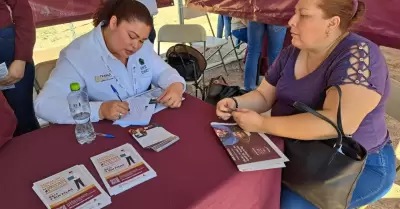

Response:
(94, 73), (113, 83)
(138, 58), (149, 74)
(139, 58), (145, 65)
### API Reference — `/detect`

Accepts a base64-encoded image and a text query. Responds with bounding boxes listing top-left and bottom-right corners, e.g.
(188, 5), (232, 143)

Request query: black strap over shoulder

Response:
(293, 85), (344, 147)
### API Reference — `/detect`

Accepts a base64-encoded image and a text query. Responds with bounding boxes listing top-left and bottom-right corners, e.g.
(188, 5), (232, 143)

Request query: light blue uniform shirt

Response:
(35, 24), (185, 124)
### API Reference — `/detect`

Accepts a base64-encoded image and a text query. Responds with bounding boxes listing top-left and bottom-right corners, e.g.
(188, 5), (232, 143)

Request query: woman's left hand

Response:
(157, 82), (184, 108)
(232, 108), (266, 133)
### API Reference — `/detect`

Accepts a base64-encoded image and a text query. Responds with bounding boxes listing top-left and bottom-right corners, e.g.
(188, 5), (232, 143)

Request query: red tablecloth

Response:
(0, 95), (283, 209)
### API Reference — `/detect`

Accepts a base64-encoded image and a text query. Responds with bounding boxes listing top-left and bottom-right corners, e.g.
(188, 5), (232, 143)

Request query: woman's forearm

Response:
(261, 110), (339, 140)
(236, 90), (273, 113)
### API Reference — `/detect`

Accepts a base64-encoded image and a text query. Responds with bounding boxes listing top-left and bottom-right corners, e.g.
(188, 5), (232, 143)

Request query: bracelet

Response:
(231, 97), (239, 109)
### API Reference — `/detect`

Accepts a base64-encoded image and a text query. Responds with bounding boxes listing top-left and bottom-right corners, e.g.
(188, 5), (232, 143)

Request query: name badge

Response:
(94, 72), (113, 83)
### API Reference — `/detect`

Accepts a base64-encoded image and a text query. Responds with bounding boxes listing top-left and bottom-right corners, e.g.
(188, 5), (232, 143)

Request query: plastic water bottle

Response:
(67, 82), (96, 144)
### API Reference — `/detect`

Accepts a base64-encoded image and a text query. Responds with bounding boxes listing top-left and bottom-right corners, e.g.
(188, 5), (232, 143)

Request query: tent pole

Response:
(178, 0), (184, 24)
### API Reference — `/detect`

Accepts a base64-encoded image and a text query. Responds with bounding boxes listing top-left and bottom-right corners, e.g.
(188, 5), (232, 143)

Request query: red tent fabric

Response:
(187, 0), (400, 49)
(30, 0), (174, 28)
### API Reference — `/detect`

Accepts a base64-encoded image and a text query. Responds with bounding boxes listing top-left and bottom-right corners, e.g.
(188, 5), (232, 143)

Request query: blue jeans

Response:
(0, 25), (39, 136)
(244, 21), (286, 90)
(280, 142), (397, 209)
(232, 28), (248, 43)
(217, 15), (231, 39)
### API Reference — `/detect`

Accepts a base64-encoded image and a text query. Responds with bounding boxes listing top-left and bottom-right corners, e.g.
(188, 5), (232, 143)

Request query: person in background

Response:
(216, 0), (396, 207)
(244, 21), (287, 90)
(0, 92), (17, 148)
(0, 0), (40, 136)
(231, 17), (248, 45)
(34, 0), (185, 124)
(217, 15), (231, 39)
(136, 0), (158, 43)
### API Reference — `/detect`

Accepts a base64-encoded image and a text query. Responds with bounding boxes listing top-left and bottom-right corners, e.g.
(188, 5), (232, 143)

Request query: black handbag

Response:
(166, 44), (202, 82)
(204, 75), (250, 105)
(282, 85), (367, 209)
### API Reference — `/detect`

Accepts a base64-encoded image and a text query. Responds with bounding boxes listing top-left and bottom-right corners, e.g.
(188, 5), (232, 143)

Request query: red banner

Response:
(30, 0), (174, 28)
(187, 0), (400, 49)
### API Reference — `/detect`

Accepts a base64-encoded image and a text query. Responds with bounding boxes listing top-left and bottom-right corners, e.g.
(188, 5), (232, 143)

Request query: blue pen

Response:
(110, 84), (130, 111)
(96, 133), (115, 138)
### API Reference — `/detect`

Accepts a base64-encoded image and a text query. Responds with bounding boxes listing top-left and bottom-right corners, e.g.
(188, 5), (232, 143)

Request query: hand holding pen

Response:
(110, 85), (130, 111)
(97, 85), (130, 120)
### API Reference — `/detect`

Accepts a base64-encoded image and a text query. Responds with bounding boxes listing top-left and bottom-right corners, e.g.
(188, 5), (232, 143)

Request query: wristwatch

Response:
(231, 97), (239, 109)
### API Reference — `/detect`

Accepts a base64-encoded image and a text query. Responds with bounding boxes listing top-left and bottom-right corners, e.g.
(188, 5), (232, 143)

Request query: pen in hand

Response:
(110, 84), (130, 111)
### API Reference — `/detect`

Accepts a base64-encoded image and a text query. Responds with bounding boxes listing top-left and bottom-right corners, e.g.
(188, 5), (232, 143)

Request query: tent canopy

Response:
(30, 0), (174, 27)
(30, 0), (400, 49)
(186, 0), (400, 49)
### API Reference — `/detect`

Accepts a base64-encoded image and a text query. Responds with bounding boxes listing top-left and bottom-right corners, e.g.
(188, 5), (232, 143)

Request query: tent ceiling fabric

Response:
(186, 0), (400, 49)
(30, 0), (174, 28)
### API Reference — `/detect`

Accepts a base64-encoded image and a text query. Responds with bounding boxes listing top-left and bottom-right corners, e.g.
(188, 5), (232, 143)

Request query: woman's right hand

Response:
(216, 98), (237, 120)
(99, 101), (130, 120)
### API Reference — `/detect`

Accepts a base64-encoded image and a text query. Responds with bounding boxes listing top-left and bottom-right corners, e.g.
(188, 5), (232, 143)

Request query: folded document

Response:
(113, 97), (156, 127)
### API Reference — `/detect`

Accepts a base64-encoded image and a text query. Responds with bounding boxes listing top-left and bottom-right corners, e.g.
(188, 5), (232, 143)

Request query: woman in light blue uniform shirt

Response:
(35, 0), (186, 124)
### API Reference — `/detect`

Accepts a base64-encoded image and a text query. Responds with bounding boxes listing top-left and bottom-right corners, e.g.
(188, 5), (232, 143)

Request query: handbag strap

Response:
(293, 85), (344, 147)
(334, 85), (344, 136)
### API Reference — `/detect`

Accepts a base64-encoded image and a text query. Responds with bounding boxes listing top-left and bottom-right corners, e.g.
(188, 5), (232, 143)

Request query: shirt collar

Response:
(94, 21), (117, 60)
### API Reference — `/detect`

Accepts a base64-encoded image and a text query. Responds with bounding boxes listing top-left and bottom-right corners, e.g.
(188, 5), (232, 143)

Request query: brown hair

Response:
(318, 0), (366, 31)
(92, 0), (153, 28)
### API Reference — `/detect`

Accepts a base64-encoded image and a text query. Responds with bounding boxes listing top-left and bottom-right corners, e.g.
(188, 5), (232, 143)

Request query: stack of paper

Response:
(90, 143), (157, 196)
(32, 165), (111, 209)
(134, 87), (185, 113)
(129, 123), (179, 152)
(0, 62), (15, 90)
(113, 97), (156, 127)
(134, 88), (167, 113)
(113, 88), (185, 128)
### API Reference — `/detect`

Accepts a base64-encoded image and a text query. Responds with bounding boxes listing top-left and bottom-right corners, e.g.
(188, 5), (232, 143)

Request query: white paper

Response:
(0, 62), (15, 90)
(134, 88), (167, 113)
(130, 124), (177, 148)
(32, 165), (111, 209)
(113, 97), (156, 127)
(90, 143), (157, 196)
(134, 88), (185, 114)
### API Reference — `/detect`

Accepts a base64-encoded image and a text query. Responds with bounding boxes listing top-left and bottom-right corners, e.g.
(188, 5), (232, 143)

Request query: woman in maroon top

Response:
(216, 0), (396, 208)
(0, 0), (39, 136)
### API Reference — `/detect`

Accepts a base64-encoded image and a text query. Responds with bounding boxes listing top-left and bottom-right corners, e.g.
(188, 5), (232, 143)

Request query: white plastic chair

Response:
(182, 7), (233, 74)
(157, 24), (207, 99)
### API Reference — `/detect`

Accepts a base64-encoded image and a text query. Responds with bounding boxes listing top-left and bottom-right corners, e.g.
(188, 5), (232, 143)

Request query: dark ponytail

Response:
(92, 0), (153, 28)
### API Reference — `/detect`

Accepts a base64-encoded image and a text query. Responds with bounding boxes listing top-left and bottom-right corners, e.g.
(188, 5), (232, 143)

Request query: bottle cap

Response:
(70, 82), (80, 91)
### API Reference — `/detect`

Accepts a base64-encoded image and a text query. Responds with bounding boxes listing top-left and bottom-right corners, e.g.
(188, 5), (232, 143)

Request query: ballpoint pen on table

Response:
(96, 133), (115, 139)
(110, 84), (130, 111)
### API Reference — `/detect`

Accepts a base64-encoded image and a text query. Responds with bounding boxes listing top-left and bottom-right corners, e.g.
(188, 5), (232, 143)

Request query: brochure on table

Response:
(129, 123), (180, 152)
(32, 165), (111, 209)
(210, 122), (289, 172)
(90, 143), (157, 196)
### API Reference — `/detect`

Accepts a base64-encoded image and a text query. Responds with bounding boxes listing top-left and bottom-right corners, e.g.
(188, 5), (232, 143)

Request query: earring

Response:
(325, 29), (331, 37)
